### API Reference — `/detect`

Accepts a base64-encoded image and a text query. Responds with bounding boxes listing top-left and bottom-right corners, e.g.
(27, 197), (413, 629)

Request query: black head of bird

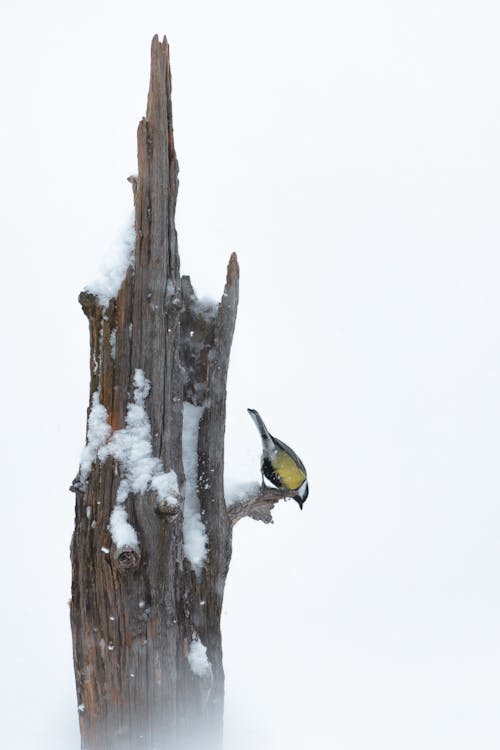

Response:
(247, 408), (309, 510)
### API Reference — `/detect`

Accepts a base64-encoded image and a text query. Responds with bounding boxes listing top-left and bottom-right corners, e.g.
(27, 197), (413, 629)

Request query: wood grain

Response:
(70, 35), (286, 750)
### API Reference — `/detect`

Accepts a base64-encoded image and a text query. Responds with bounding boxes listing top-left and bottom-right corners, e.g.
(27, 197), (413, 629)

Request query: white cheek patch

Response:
(297, 480), (308, 500)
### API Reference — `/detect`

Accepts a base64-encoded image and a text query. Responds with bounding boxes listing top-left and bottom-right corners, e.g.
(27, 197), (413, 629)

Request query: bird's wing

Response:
(271, 436), (307, 475)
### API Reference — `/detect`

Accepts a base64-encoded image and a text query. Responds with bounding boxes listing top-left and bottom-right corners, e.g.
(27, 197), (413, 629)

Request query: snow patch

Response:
(182, 402), (208, 576)
(151, 471), (179, 500)
(98, 369), (179, 548)
(192, 296), (218, 321)
(84, 216), (135, 308)
(224, 479), (261, 507)
(109, 505), (139, 550)
(79, 392), (112, 487)
(110, 329), (116, 360)
(187, 638), (212, 679)
(98, 370), (179, 505)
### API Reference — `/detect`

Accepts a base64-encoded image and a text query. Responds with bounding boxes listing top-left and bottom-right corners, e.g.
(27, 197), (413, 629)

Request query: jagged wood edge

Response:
(227, 487), (290, 525)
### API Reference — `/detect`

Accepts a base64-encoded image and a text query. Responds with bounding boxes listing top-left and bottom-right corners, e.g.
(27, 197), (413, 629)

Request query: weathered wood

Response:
(196, 254), (239, 735)
(227, 487), (287, 525)
(70, 34), (287, 750)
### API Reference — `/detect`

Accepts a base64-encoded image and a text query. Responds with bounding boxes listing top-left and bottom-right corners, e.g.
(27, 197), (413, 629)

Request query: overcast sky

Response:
(1, 1), (500, 748)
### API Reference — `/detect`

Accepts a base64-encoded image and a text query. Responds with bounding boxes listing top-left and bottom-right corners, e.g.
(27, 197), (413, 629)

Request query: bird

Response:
(247, 408), (309, 509)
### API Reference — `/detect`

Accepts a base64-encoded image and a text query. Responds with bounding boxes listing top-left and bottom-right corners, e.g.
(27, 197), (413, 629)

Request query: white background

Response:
(1, 1), (499, 748)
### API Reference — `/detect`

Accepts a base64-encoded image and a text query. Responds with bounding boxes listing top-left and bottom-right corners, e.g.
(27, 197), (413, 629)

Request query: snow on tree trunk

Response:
(70, 35), (285, 750)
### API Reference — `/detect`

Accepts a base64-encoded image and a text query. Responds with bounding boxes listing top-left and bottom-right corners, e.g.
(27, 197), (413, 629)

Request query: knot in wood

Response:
(155, 500), (179, 520)
(113, 545), (141, 572)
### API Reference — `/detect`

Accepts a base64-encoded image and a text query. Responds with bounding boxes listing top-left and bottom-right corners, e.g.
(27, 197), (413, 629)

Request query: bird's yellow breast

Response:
(271, 450), (306, 490)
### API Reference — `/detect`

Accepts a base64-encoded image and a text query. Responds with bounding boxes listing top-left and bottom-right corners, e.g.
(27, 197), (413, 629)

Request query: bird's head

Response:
(294, 480), (309, 510)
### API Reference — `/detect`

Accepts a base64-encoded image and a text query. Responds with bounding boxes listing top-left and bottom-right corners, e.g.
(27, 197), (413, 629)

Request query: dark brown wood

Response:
(70, 35), (286, 750)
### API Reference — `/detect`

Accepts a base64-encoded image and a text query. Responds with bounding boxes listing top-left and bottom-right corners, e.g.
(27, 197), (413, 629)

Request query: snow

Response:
(84, 216), (135, 308)
(187, 637), (212, 679)
(98, 370), (179, 505)
(109, 505), (139, 550)
(224, 479), (261, 507)
(151, 470), (179, 500)
(110, 329), (116, 360)
(192, 296), (218, 321)
(182, 402), (208, 576)
(79, 377), (207, 590)
(79, 391), (112, 487)
(97, 369), (179, 548)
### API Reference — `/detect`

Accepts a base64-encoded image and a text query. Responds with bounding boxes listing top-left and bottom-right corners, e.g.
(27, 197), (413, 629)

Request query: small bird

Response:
(247, 408), (309, 509)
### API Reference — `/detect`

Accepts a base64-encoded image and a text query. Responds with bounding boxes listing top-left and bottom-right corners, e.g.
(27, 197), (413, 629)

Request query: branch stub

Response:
(112, 544), (141, 572)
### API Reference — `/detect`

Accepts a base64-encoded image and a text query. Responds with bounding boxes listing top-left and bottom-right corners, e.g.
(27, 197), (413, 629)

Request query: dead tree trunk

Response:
(70, 35), (284, 750)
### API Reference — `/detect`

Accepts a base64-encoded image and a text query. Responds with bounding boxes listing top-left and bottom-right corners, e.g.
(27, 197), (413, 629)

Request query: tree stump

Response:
(70, 35), (286, 750)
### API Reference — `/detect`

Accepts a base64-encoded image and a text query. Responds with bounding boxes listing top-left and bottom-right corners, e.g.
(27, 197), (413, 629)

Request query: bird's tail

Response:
(247, 408), (272, 442)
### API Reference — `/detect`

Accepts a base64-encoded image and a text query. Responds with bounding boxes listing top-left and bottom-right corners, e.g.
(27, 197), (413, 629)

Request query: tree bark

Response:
(70, 35), (282, 750)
